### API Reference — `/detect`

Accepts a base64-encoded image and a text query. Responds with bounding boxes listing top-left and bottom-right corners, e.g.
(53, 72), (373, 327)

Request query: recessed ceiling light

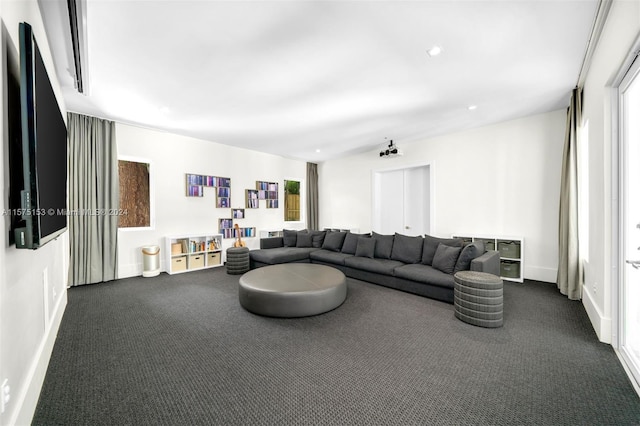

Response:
(467, 105), (478, 111)
(426, 46), (442, 57)
(315, 149), (321, 153)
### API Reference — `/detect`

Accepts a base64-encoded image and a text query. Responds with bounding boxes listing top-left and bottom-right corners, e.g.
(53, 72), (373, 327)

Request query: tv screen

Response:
(14, 22), (68, 249)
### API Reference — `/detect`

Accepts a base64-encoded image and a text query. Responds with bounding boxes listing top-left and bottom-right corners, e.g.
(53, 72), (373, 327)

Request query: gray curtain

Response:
(67, 113), (119, 286)
(306, 162), (319, 230)
(557, 87), (582, 300)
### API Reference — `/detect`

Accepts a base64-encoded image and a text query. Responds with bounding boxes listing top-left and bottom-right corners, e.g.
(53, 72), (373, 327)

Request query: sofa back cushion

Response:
(311, 231), (326, 248)
(296, 232), (314, 248)
(372, 232), (394, 259)
(454, 241), (485, 273)
(322, 231), (347, 252)
(422, 235), (463, 265)
(390, 233), (423, 264)
(432, 243), (462, 274)
(355, 237), (376, 258)
(342, 232), (369, 254)
(283, 229), (298, 247)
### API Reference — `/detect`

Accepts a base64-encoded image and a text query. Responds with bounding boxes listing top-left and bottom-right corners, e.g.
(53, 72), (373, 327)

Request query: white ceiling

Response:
(40, 0), (599, 162)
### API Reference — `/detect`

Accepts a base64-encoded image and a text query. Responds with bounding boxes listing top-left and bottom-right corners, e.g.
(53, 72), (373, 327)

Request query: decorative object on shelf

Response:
(233, 224), (247, 247)
(256, 180), (279, 208)
(219, 218), (255, 239)
(245, 181), (279, 209)
(452, 234), (524, 283)
(185, 173), (231, 207)
(246, 189), (259, 209)
(260, 229), (283, 238)
(164, 234), (223, 275)
(379, 138), (402, 158)
(219, 218), (233, 236)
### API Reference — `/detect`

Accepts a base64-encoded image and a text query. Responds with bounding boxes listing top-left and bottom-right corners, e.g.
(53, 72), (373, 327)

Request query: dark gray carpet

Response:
(33, 267), (640, 425)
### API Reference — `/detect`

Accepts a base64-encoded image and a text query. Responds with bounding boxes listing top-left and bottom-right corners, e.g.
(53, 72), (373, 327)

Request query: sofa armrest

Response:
(470, 250), (500, 276)
(260, 237), (284, 249)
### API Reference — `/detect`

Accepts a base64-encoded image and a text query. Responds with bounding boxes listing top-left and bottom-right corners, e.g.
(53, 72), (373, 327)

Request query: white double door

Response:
(619, 56), (640, 387)
(372, 165), (431, 236)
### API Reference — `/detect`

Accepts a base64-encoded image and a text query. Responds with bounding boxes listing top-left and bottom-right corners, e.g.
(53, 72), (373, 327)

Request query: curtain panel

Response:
(306, 162), (319, 230)
(557, 87), (583, 300)
(67, 113), (119, 286)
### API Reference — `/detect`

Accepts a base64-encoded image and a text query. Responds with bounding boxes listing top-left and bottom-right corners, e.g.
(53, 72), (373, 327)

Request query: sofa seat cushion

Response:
(249, 247), (317, 265)
(394, 264), (455, 289)
(344, 256), (404, 276)
(310, 249), (354, 265)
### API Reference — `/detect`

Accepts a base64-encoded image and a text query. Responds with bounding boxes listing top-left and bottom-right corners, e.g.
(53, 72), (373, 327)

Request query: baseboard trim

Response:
(524, 265), (557, 283)
(582, 284), (612, 343)
(614, 348), (640, 398)
(11, 289), (67, 426)
(118, 261), (166, 279)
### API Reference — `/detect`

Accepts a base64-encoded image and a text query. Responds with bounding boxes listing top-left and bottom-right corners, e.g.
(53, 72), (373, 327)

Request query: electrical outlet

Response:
(1, 379), (10, 413)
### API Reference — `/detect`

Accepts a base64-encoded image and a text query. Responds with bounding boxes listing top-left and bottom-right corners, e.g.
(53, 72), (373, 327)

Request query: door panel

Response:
(620, 57), (640, 386)
(375, 170), (404, 235)
(404, 167), (429, 236)
(373, 166), (430, 236)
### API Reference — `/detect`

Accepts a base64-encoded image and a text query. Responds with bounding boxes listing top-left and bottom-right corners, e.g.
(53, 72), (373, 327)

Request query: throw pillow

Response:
(390, 233), (424, 264)
(283, 229), (297, 247)
(342, 232), (369, 254)
(322, 231), (347, 252)
(355, 237), (376, 258)
(421, 235), (463, 265)
(296, 232), (313, 248)
(372, 232), (394, 259)
(432, 243), (462, 274)
(311, 231), (326, 248)
(454, 241), (485, 273)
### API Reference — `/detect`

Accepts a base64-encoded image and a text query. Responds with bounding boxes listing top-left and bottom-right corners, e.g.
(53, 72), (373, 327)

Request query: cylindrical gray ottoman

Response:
(239, 264), (347, 318)
(226, 247), (250, 275)
(454, 270), (503, 328)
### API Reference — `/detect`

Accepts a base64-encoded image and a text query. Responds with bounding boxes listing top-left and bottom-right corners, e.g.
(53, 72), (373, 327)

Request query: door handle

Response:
(626, 260), (640, 269)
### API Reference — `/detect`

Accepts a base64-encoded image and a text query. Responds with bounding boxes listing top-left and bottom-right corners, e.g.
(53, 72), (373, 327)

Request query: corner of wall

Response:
(582, 284), (612, 343)
(9, 288), (66, 425)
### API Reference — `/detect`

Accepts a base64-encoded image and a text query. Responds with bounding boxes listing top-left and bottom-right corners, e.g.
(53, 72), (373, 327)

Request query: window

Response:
(118, 159), (151, 228)
(284, 180), (300, 222)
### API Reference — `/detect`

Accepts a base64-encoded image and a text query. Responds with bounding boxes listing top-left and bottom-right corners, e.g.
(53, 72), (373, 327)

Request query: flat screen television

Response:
(13, 22), (68, 249)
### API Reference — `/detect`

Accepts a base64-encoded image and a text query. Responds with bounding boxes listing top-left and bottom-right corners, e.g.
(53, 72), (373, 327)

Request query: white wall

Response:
(0, 2), (69, 425)
(580, 0), (640, 343)
(319, 109), (566, 283)
(116, 123), (307, 278)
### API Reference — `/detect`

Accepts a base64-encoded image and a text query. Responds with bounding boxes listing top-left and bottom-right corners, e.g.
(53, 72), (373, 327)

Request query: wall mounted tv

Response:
(13, 22), (68, 249)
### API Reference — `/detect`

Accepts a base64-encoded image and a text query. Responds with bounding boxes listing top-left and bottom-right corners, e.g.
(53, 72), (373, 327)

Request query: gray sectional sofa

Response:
(249, 230), (500, 304)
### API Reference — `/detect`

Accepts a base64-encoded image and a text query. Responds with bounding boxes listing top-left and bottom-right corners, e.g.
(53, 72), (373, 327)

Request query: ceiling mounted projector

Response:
(379, 139), (402, 157)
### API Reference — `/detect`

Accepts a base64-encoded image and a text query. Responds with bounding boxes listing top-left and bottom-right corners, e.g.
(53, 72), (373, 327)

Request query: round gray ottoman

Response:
(238, 264), (347, 318)
(454, 270), (503, 328)
(226, 247), (250, 275)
